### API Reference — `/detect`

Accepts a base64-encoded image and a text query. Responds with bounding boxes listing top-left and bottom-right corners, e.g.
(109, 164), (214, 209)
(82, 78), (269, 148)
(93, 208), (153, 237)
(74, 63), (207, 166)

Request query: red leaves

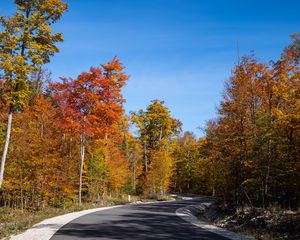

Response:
(49, 58), (128, 138)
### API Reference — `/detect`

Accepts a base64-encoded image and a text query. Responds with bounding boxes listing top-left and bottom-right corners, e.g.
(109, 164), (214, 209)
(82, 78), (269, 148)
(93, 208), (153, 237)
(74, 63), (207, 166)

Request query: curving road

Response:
(50, 196), (230, 240)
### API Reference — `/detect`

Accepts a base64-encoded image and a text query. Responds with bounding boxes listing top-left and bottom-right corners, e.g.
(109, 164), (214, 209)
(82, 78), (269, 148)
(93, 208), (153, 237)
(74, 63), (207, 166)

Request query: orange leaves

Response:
(107, 145), (128, 194)
(49, 57), (128, 138)
(203, 37), (300, 208)
(47, 58), (129, 204)
(101, 57), (126, 76)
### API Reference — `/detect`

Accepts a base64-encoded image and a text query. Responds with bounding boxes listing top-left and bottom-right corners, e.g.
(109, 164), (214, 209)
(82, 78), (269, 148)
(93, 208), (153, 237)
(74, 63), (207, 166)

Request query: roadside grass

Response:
(0, 197), (129, 239)
(0, 194), (173, 239)
(1, 206), (74, 239)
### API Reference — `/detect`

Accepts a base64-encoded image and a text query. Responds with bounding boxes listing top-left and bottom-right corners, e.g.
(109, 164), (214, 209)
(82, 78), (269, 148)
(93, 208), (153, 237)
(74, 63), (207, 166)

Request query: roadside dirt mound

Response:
(203, 204), (300, 240)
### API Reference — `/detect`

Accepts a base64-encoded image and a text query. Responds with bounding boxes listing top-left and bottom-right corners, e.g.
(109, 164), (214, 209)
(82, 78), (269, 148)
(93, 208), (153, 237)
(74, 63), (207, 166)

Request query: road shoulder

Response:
(10, 206), (121, 240)
(176, 202), (252, 240)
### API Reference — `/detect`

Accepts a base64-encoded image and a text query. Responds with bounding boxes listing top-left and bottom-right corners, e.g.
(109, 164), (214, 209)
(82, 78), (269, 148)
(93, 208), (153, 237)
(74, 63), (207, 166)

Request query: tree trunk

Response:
(69, 136), (72, 158)
(0, 111), (13, 189)
(159, 127), (163, 141)
(20, 169), (24, 211)
(78, 134), (85, 205)
(144, 141), (148, 173)
(133, 159), (137, 191)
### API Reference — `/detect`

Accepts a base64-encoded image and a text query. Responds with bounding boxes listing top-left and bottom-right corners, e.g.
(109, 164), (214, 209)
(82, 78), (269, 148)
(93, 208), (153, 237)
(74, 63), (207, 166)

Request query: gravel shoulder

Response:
(175, 199), (252, 240)
(10, 206), (121, 240)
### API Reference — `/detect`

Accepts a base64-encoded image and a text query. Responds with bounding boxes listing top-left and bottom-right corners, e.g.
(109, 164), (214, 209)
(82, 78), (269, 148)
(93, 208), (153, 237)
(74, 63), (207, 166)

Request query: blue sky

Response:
(1, 0), (300, 136)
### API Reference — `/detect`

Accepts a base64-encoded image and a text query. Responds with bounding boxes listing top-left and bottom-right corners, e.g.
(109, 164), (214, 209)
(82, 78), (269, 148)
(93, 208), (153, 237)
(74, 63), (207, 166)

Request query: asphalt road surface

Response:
(51, 196), (230, 240)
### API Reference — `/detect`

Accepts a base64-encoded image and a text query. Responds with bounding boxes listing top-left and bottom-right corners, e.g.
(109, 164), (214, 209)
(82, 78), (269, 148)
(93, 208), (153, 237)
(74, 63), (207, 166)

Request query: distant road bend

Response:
(51, 195), (233, 240)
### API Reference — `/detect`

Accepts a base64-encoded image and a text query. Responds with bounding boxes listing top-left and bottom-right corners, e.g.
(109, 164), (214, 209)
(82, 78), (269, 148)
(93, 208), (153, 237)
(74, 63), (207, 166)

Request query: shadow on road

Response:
(51, 197), (228, 240)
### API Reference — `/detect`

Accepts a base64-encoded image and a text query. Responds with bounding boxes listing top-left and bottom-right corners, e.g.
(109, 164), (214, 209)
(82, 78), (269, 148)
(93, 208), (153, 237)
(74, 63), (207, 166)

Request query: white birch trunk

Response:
(144, 141), (148, 173)
(78, 134), (85, 205)
(133, 159), (136, 191)
(0, 112), (13, 189)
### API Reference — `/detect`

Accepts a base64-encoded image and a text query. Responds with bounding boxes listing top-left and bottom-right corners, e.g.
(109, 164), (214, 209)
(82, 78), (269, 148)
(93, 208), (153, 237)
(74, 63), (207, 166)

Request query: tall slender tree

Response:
(0, 0), (68, 189)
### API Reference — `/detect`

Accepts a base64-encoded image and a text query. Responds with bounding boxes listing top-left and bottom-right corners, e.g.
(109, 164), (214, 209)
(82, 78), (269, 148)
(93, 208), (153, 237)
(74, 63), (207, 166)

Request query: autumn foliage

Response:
(0, 0), (298, 212)
(0, 58), (132, 208)
(172, 36), (300, 209)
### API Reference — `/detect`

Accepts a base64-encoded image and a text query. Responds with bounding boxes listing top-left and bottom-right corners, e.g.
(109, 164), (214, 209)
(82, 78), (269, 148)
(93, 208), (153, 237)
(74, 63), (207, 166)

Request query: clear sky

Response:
(1, 0), (300, 136)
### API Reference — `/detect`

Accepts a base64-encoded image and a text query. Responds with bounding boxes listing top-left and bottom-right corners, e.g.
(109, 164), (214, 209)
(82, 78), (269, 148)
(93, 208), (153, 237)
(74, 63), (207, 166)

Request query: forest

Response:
(0, 0), (299, 215)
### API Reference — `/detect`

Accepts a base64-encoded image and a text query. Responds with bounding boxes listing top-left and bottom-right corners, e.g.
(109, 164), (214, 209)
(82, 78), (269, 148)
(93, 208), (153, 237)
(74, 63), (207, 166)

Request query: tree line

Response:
(0, 1), (299, 210)
(173, 35), (300, 210)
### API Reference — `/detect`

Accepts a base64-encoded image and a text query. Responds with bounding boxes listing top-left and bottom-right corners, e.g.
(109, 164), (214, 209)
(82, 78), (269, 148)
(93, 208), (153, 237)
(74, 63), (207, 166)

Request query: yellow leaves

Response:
(273, 108), (285, 119)
(131, 100), (182, 194)
(0, 0), (67, 111)
(148, 149), (173, 193)
(0, 58), (15, 72)
(132, 100), (182, 149)
(12, 126), (22, 134)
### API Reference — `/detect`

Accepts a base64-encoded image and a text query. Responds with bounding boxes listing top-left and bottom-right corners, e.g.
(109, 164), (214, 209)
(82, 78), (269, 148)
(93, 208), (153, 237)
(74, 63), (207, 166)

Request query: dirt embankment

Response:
(200, 203), (300, 240)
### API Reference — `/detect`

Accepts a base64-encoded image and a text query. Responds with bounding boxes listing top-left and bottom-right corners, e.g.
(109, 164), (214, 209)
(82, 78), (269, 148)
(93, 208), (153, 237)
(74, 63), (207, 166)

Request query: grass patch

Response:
(0, 198), (128, 239)
(0, 206), (71, 239)
(0, 194), (172, 239)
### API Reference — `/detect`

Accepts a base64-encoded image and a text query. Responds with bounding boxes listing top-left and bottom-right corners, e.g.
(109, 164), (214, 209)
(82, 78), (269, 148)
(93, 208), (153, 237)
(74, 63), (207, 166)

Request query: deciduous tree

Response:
(50, 58), (128, 204)
(0, 0), (67, 189)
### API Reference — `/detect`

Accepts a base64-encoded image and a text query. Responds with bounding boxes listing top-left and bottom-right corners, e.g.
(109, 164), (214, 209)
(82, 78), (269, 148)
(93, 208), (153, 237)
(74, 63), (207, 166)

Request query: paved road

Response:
(51, 196), (230, 240)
